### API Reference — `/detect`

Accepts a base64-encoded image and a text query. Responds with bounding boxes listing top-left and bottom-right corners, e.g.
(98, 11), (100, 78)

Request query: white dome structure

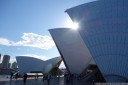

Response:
(16, 56), (62, 75)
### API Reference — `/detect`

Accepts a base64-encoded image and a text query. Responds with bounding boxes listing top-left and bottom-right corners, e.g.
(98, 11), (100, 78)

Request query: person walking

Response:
(70, 74), (74, 85)
(10, 72), (13, 83)
(43, 74), (47, 85)
(66, 74), (70, 85)
(23, 73), (27, 85)
(47, 74), (51, 85)
(64, 73), (69, 85)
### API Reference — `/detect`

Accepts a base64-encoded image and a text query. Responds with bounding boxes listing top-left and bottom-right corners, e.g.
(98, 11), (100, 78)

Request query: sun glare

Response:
(65, 19), (79, 30)
(70, 22), (79, 30)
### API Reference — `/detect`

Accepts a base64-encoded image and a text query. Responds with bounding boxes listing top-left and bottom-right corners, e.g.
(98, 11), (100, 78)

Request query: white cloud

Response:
(0, 33), (55, 50)
(0, 38), (12, 46)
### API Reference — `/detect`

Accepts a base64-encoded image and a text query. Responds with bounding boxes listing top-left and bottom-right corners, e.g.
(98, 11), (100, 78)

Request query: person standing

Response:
(47, 74), (51, 85)
(43, 74), (47, 85)
(23, 73), (27, 85)
(64, 73), (68, 85)
(10, 72), (13, 83)
(66, 73), (70, 85)
(70, 74), (74, 85)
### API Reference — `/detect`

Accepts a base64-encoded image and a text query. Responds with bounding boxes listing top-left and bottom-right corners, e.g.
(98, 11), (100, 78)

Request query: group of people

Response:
(10, 71), (76, 85)
(64, 73), (74, 85)
(23, 73), (51, 85)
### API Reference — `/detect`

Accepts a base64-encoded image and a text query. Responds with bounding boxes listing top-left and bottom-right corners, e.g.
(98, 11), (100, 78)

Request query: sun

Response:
(65, 19), (79, 30)
(70, 22), (79, 30)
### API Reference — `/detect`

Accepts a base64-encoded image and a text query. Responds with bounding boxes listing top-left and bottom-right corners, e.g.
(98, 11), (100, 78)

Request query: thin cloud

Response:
(0, 33), (55, 50)
(0, 38), (12, 46)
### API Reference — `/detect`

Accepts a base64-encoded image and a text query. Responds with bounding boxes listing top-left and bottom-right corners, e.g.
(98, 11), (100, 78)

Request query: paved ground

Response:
(0, 77), (128, 85)
(0, 77), (94, 85)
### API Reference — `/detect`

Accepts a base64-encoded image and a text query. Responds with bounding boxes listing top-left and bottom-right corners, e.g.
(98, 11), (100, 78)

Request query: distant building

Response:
(0, 64), (2, 68)
(0, 54), (1, 61)
(1, 55), (10, 68)
(11, 62), (17, 69)
(8, 63), (11, 68)
(0, 54), (1, 68)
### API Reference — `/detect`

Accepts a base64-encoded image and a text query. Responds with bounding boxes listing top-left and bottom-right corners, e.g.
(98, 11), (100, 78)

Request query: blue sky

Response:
(0, 0), (95, 67)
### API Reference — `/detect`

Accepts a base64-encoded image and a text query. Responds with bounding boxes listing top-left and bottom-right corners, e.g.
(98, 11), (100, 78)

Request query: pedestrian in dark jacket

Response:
(46, 74), (50, 85)
(23, 73), (27, 85)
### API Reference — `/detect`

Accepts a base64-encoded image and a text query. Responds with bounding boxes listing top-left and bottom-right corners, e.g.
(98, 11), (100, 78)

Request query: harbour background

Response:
(0, 75), (10, 78)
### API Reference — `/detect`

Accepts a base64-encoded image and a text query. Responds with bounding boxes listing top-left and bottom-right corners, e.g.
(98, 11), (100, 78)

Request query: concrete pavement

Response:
(0, 77), (94, 85)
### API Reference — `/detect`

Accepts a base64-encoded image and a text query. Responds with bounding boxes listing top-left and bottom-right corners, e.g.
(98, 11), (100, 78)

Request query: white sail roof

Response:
(49, 28), (95, 75)
(16, 56), (62, 75)
(65, 0), (128, 82)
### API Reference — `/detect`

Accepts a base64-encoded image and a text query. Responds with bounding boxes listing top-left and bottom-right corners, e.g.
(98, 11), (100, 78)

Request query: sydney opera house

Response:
(16, 56), (62, 75)
(49, 0), (128, 82)
(15, 0), (128, 83)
